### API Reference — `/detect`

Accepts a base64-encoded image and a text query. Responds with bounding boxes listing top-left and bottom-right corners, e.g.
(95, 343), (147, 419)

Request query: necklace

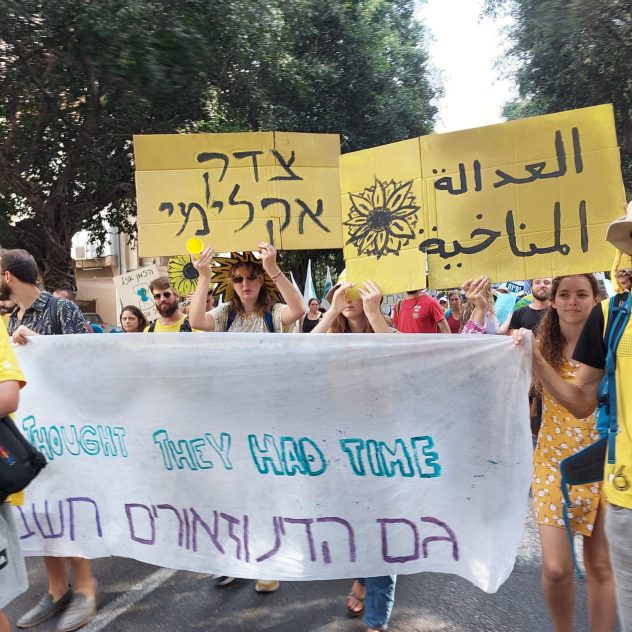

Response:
(401, 295), (423, 311)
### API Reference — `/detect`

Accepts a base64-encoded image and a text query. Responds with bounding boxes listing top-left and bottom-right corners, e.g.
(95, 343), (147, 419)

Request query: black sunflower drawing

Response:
(168, 255), (201, 296)
(344, 178), (420, 259)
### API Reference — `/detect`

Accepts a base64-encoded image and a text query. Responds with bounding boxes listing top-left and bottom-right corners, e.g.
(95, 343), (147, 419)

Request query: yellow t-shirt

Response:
(143, 316), (196, 333)
(602, 298), (632, 508)
(0, 324), (27, 506)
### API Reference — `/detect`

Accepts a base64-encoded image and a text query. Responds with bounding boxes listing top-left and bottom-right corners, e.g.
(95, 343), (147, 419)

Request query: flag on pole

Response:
(289, 271), (302, 294)
(321, 266), (333, 309)
(303, 259), (316, 307)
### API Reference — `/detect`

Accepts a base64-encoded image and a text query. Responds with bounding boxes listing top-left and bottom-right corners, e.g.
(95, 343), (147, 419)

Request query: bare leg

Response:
(69, 558), (97, 597)
(0, 610), (11, 632)
(44, 556), (69, 600)
(347, 579), (366, 615)
(538, 524), (574, 632)
(583, 507), (617, 632)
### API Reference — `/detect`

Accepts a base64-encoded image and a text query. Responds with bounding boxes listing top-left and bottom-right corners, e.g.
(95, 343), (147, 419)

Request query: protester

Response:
(189, 243), (304, 591)
(391, 289), (450, 333)
(439, 295), (448, 311)
(532, 275), (615, 632)
(505, 278), (552, 333)
(459, 277), (492, 334)
(52, 288), (96, 332)
(513, 201), (632, 630)
(616, 267), (631, 291)
(0, 249), (96, 632)
(301, 297), (322, 332)
(445, 290), (462, 333)
(0, 323), (28, 632)
(188, 243), (304, 335)
(460, 279), (498, 334)
(120, 305), (148, 333)
(312, 279), (395, 632)
(144, 277), (191, 332)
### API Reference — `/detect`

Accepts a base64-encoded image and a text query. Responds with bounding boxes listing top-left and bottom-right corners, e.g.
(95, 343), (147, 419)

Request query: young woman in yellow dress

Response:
(526, 274), (616, 632)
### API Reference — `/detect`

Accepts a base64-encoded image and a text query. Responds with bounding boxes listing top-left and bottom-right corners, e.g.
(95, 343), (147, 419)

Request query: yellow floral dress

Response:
(532, 359), (601, 536)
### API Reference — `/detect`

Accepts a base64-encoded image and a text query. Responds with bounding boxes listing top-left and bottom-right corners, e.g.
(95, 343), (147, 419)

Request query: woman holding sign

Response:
(514, 275), (616, 632)
(189, 243), (304, 334)
(189, 242), (304, 592)
(313, 276), (395, 632)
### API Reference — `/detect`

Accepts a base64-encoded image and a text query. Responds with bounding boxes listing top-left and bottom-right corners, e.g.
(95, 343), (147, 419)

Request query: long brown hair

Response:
(460, 282), (496, 330)
(229, 262), (275, 316)
(329, 311), (375, 333)
(535, 274), (599, 371)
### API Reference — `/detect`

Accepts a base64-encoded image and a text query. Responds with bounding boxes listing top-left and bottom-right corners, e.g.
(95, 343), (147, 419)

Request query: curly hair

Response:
(535, 274), (599, 371)
(229, 262), (275, 316)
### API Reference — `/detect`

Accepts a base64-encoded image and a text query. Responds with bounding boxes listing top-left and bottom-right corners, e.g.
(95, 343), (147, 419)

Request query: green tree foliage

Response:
(0, 0), (438, 288)
(489, 0), (632, 193)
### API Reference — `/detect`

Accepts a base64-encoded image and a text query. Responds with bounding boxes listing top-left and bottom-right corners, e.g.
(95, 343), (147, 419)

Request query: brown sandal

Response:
(346, 590), (365, 617)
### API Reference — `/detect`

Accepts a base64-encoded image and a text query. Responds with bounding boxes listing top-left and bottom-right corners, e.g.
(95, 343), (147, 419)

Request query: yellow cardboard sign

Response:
(340, 104), (625, 292)
(134, 132), (342, 256)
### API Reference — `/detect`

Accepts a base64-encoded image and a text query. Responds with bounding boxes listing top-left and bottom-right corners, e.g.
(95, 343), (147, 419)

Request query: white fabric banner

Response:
(11, 333), (532, 593)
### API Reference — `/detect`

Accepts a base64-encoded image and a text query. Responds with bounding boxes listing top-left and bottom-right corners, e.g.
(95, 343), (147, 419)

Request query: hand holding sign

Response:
(192, 247), (216, 281)
(258, 242), (281, 278)
(357, 280), (383, 317)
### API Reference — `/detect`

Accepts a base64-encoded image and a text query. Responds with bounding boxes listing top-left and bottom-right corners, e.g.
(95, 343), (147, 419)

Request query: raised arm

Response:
(188, 248), (217, 331)
(311, 283), (351, 333)
(259, 242), (305, 325)
(358, 280), (392, 333)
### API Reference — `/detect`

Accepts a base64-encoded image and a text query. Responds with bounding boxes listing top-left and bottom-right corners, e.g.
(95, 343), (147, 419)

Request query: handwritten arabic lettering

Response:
(344, 178), (420, 259)
(418, 200), (585, 265)
(431, 127), (583, 196)
(493, 127), (582, 189)
(433, 160), (482, 196)
(158, 148), (331, 241)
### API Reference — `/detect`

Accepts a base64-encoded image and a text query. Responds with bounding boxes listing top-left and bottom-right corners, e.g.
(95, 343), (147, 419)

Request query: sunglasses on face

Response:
(153, 291), (173, 300)
(616, 269), (631, 277)
(232, 273), (259, 284)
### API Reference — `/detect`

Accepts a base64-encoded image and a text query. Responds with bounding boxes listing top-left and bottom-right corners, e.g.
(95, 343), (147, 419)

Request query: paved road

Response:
(6, 516), (605, 631)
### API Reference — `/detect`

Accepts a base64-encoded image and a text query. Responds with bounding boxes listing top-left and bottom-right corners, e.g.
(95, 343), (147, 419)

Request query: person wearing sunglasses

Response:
(189, 242), (304, 335)
(188, 242), (304, 592)
(144, 277), (192, 332)
(616, 268), (631, 291)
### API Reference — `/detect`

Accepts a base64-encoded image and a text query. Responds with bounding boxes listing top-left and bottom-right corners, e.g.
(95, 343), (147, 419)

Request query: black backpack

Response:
(146, 318), (192, 333)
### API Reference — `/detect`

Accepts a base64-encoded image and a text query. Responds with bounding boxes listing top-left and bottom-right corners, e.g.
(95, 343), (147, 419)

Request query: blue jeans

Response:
(357, 575), (397, 630)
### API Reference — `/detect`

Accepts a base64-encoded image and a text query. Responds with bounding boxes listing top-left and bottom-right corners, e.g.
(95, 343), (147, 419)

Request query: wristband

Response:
(270, 270), (283, 282)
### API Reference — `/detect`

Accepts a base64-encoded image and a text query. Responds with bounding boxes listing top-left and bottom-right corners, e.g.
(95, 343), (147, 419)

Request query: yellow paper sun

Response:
(344, 178), (420, 259)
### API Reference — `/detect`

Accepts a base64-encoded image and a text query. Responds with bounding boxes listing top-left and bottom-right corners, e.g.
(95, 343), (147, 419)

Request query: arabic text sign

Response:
(112, 265), (160, 322)
(13, 334), (532, 593)
(340, 104), (625, 291)
(135, 132), (342, 256)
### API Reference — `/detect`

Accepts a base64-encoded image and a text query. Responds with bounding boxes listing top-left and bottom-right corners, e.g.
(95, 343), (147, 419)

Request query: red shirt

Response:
(392, 294), (446, 333)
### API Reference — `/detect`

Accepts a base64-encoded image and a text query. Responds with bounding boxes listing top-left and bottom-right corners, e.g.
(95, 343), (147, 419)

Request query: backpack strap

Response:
(598, 292), (631, 463)
(227, 308), (274, 332)
(147, 318), (190, 332)
(394, 300), (402, 322)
